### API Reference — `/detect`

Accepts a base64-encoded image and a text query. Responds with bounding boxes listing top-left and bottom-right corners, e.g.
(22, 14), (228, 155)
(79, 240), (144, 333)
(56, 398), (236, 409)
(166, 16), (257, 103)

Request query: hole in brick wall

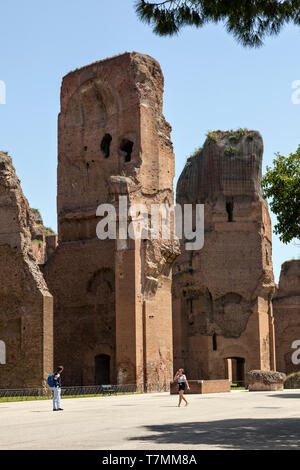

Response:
(120, 139), (134, 162)
(101, 134), (112, 159)
(226, 201), (234, 222)
(84, 146), (88, 151)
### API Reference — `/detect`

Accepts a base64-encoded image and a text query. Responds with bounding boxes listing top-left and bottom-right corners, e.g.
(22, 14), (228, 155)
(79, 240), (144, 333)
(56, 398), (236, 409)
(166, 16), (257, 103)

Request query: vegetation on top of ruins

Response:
(182, 146), (203, 170)
(135, 1), (300, 48)
(35, 226), (56, 237)
(247, 132), (255, 141)
(31, 208), (56, 237)
(224, 146), (239, 156)
(189, 146), (203, 159)
(31, 208), (42, 220)
(228, 128), (249, 141)
(206, 129), (254, 144)
(262, 146), (300, 244)
(206, 131), (219, 142)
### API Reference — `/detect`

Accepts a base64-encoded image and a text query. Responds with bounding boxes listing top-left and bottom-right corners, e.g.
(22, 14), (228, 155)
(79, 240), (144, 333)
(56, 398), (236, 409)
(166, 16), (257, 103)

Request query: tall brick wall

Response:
(273, 260), (300, 375)
(43, 52), (179, 389)
(172, 130), (276, 382)
(0, 152), (53, 389)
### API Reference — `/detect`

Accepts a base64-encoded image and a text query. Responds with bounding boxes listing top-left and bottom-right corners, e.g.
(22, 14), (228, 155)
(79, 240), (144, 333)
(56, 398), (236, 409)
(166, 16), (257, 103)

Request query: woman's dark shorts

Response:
(178, 383), (186, 392)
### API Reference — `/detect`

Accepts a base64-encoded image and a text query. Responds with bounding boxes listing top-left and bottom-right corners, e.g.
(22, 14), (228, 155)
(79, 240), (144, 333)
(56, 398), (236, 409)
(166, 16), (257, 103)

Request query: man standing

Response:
(51, 366), (64, 411)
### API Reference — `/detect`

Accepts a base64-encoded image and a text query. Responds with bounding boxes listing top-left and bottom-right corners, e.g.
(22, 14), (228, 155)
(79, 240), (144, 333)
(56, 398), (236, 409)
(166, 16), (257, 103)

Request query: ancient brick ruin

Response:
(0, 53), (299, 390)
(273, 260), (300, 375)
(43, 52), (179, 389)
(172, 130), (277, 383)
(30, 209), (57, 265)
(0, 152), (53, 388)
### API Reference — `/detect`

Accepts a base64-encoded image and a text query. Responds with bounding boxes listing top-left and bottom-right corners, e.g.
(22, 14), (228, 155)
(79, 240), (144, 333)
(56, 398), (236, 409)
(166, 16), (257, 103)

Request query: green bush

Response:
(284, 371), (300, 389)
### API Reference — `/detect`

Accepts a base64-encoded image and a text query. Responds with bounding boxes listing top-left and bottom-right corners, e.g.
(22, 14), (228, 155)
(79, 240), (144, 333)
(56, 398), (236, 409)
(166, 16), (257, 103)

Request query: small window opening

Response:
(213, 333), (217, 351)
(84, 146), (88, 151)
(101, 134), (112, 159)
(226, 201), (234, 222)
(120, 139), (134, 162)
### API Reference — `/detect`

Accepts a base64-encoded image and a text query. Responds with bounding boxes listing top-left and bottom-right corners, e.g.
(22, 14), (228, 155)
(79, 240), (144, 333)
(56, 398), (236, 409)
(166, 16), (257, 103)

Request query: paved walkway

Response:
(1, 389), (300, 450)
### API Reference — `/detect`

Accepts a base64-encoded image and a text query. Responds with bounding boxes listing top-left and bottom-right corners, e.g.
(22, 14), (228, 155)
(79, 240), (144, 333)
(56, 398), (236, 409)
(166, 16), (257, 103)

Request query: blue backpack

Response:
(47, 373), (55, 387)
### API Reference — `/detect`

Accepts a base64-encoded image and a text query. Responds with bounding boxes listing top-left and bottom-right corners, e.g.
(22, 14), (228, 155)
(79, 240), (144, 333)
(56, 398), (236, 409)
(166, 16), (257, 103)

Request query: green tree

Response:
(135, 0), (300, 47)
(262, 147), (300, 244)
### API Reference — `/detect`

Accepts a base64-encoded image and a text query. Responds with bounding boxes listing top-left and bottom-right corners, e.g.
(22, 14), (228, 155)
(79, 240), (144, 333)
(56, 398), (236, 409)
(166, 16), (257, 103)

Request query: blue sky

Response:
(0, 0), (299, 282)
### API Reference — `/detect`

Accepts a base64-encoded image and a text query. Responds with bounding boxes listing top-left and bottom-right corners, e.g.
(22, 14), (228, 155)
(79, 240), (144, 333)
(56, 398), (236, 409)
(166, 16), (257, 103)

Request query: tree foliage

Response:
(135, 0), (300, 47)
(262, 147), (300, 244)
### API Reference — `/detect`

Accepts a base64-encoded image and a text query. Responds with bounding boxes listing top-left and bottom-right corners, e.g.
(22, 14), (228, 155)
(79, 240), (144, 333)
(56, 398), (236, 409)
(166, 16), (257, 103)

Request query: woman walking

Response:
(174, 368), (190, 407)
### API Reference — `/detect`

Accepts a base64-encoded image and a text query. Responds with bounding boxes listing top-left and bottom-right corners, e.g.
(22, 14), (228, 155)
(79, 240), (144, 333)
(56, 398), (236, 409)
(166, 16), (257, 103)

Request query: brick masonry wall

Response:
(170, 380), (231, 394)
(0, 152), (53, 389)
(172, 131), (276, 382)
(43, 53), (179, 389)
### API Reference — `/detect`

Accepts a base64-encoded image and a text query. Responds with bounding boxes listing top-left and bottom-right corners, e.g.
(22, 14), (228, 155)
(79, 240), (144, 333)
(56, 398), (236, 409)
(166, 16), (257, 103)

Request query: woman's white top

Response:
(177, 374), (186, 383)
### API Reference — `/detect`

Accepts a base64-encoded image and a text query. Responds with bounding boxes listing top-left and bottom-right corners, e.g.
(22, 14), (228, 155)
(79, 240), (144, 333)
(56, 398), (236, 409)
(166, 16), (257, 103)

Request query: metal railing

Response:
(231, 381), (246, 389)
(0, 382), (169, 402)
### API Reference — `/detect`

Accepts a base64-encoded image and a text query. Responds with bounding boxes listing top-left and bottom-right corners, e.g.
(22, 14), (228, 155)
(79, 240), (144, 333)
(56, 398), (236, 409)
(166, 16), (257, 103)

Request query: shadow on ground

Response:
(269, 394), (300, 399)
(128, 418), (300, 450)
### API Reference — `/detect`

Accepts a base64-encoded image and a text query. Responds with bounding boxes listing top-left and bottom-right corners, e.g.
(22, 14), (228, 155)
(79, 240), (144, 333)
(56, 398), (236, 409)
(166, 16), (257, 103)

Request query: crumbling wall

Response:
(43, 52), (178, 389)
(173, 130), (276, 381)
(0, 152), (53, 388)
(273, 260), (300, 375)
(30, 208), (57, 265)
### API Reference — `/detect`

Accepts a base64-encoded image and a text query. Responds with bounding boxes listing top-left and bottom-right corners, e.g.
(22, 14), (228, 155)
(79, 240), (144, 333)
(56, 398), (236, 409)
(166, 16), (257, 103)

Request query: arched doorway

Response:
(225, 357), (245, 386)
(95, 354), (110, 385)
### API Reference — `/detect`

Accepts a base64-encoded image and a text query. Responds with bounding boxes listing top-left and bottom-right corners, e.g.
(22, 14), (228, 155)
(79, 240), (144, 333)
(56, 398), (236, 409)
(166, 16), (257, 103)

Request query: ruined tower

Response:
(43, 52), (178, 389)
(273, 260), (300, 375)
(172, 130), (276, 384)
(0, 152), (53, 388)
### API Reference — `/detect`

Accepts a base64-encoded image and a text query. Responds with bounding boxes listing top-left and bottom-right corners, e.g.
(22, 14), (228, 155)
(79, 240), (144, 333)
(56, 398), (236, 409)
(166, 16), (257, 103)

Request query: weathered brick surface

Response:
(1, 55), (285, 392)
(172, 131), (276, 382)
(0, 152), (53, 388)
(247, 370), (286, 391)
(43, 53), (179, 389)
(170, 379), (230, 394)
(30, 209), (56, 265)
(273, 260), (300, 375)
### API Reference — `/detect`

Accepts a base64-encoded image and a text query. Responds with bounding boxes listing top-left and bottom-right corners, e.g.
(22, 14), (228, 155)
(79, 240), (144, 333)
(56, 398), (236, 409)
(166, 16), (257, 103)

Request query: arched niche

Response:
(64, 78), (119, 128)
